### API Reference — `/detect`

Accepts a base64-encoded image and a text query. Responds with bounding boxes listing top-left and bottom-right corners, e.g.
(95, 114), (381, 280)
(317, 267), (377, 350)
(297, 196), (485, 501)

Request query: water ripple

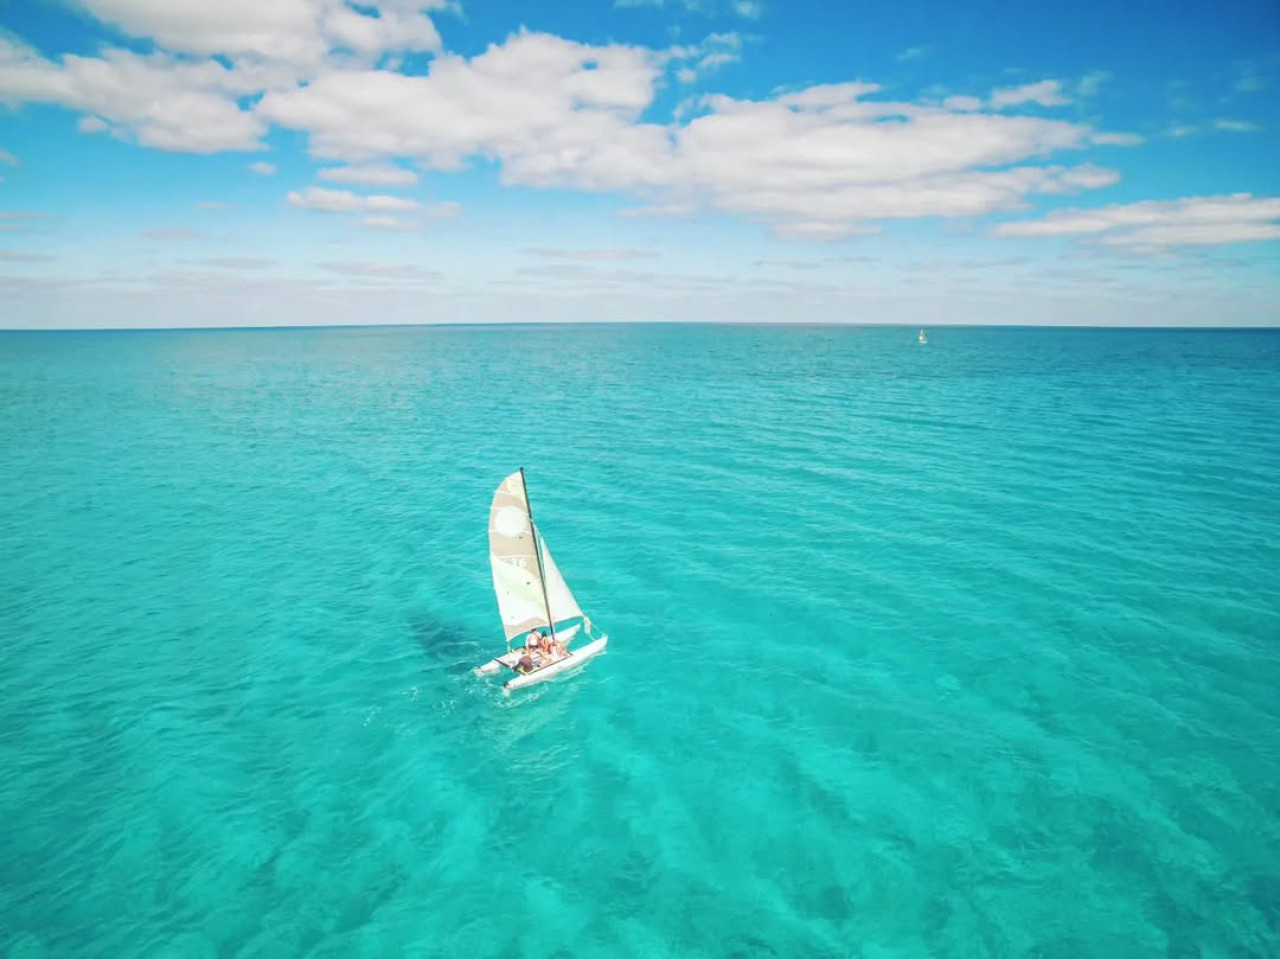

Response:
(2, 325), (1278, 957)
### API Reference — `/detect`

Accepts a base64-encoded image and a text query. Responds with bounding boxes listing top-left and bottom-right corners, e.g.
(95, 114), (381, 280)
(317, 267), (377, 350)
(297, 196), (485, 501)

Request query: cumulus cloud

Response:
(0, 36), (270, 152)
(69, 0), (447, 64)
(994, 194), (1280, 251)
(424, 200), (460, 218)
(1, 14), (1136, 240)
(286, 186), (419, 213)
(690, 32), (742, 73)
(1212, 119), (1261, 133)
(249, 161), (277, 175)
(259, 38), (1131, 240)
(989, 80), (1070, 110)
(257, 31), (664, 167)
(361, 215), (414, 230)
(318, 163), (419, 186)
(615, 0), (762, 16)
(0, 149), (16, 166)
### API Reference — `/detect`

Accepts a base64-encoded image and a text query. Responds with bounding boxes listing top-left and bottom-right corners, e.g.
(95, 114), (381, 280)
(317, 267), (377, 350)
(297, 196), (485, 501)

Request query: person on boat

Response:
(517, 652), (535, 674)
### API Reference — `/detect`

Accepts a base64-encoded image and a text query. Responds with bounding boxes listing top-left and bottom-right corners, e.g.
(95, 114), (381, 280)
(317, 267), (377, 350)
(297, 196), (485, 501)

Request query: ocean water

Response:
(2, 324), (1278, 959)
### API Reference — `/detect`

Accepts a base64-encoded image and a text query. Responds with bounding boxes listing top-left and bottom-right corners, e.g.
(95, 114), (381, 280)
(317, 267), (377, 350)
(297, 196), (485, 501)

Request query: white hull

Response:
(474, 630), (607, 691)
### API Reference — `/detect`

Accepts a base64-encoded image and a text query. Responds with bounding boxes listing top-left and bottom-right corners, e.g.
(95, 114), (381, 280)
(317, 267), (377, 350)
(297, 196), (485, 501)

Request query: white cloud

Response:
(895, 46), (929, 63)
(0, 149), (16, 166)
(1212, 119), (1261, 133)
(318, 260), (441, 279)
(258, 31), (663, 167)
(361, 215), (414, 230)
(620, 202), (698, 218)
(287, 185), (420, 214)
(695, 33), (742, 72)
(249, 161), (277, 175)
(1099, 222), (1280, 248)
(615, 0), (762, 16)
(318, 163), (418, 186)
(286, 186), (363, 212)
(69, 0), (447, 64)
(1076, 71), (1109, 97)
(0, 249), (55, 262)
(989, 80), (1070, 110)
(773, 221), (880, 241)
(994, 194), (1280, 251)
(424, 200), (460, 218)
(669, 32), (743, 83)
(0, 36), (269, 152)
(1037, 164), (1120, 192)
(1, 18), (1136, 243)
(259, 39), (1130, 240)
(365, 194), (418, 212)
(754, 258), (820, 269)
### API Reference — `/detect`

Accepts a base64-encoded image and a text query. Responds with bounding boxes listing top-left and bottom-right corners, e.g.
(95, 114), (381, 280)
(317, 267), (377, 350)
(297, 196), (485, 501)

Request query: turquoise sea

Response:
(2, 324), (1278, 958)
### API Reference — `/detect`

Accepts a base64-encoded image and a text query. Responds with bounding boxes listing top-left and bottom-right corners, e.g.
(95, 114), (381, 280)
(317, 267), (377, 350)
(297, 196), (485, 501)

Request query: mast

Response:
(519, 467), (557, 644)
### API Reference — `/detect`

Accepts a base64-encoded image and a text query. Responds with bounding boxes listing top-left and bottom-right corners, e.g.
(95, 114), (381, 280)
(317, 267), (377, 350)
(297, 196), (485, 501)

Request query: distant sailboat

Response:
(918, 328), (928, 345)
(474, 469), (608, 692)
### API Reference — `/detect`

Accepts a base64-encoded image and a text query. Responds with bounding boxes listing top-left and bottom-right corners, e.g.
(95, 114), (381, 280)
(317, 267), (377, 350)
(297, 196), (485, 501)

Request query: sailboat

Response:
(474, 469), (608, 692)
(918, 328), (928, 345)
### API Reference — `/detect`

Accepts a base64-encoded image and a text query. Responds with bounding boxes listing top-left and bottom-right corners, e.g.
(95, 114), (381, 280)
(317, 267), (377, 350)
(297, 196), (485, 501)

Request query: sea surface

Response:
(2, 324), (1278, 959)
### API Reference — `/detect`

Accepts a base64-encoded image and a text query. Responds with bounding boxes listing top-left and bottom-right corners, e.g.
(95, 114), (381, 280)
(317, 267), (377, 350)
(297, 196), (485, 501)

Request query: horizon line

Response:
(3, 320), (1279, 334)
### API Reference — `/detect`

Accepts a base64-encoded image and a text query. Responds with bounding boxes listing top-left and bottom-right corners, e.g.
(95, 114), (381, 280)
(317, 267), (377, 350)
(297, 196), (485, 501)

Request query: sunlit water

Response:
(2, 324), (1277, 958)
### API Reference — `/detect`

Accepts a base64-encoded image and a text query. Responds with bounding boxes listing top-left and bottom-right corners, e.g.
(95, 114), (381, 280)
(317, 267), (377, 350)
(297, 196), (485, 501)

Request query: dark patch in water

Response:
(1024, 936), (1090, 959)
(724, 934), (780, 958)
(1247, 874), (1280, 934)
(409, 615), (488, 675)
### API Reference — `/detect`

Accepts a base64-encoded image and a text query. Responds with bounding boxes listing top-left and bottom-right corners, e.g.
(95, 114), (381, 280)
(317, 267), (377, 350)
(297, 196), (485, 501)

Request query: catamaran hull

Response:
(474, 624), (581, 678)
(504, 636), (608, 692)
(474, 632), (607, 690)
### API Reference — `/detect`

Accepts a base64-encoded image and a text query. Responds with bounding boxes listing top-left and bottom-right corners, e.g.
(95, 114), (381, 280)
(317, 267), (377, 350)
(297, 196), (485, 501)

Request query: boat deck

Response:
(497, 648), (572, 675)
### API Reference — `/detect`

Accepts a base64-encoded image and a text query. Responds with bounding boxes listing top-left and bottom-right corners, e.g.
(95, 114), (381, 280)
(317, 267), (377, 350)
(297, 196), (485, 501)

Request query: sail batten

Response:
(488, 470), (584, 642)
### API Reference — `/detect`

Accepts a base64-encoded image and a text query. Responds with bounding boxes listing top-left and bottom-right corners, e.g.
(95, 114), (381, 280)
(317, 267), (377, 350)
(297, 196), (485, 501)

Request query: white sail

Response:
(488, 470), (583, 642)
(539, 534), (583, 626)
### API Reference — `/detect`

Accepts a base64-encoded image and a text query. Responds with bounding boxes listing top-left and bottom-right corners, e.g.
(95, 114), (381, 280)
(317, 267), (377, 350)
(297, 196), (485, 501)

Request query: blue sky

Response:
(1, 0), (1277, 328)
